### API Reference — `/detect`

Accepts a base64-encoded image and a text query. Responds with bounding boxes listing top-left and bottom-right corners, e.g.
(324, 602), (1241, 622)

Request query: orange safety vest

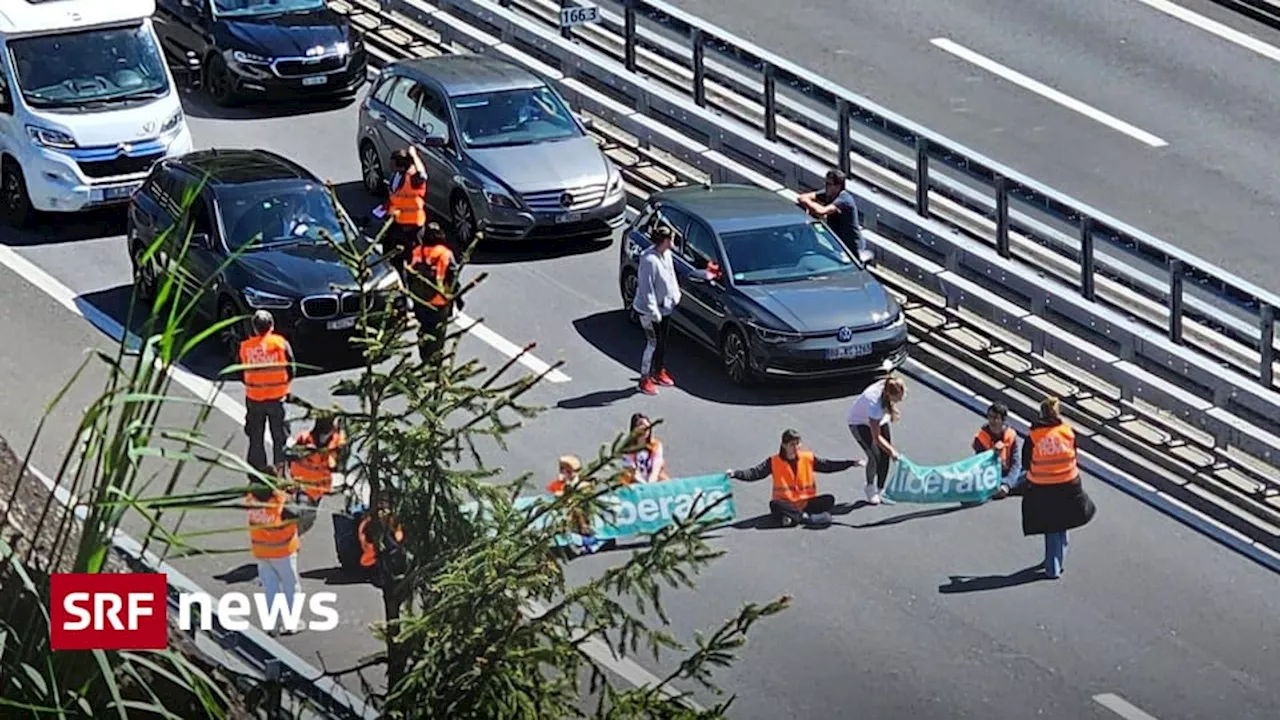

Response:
(358, 513), (404, 568)
(388, 170), (426, 226)
(974, 426), (1016, 474)
(409, 244), (454, 308)
(239, 332), (291, 402)
(290, 431), (345, 501)
(769, 451), (816, 505)
(620, 440), (670, 485)
(1027, 423), (1078, 485)
(247, 491), (299, 559)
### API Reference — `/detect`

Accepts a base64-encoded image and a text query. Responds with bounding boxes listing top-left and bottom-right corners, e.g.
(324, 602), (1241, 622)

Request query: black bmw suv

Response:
(127, 149), (402, 357)
(154, 0), (367, 106)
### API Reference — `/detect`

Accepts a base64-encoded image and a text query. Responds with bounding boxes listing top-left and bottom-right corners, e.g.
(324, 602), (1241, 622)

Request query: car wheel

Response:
(451, 194), (476, 247)
(2, 162), (35, 229)
(205, 55), (238, 107)
(218, 296), (248, 360)
(130, 235), (158, 302)
(720, 327), (755, 386)
(360, 141), (385, 196)
(619, 268), (640, 325)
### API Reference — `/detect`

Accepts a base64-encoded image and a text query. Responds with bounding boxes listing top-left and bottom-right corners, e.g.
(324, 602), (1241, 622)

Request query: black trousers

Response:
(415, 304), (450, 363)
(245, 399), (288, 471)
(387, 223), (423, 273)
(640, 314), (672, 378)
(769, 494), (835, 524)
(852, 423), (893, 489)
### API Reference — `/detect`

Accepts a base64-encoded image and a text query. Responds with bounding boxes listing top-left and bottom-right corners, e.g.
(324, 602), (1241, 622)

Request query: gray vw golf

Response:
(356, 55), (628, 242)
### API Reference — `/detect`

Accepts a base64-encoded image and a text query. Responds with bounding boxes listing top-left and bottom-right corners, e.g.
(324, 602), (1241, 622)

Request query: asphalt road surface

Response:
(662, 0), (1280, 291)
(0, 83), (1277, 719)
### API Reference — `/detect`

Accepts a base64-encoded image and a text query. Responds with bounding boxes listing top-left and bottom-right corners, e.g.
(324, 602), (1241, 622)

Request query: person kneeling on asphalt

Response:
(547, 455), (605, 554)
(287, 415), (348, 535)
(961, 402), (1023, 507)
(358, 493), (406, 586)
(727, 429), (863, 527)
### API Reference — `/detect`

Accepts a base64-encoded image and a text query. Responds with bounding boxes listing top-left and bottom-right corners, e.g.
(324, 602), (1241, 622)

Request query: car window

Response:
(450, 85), (580, 148)
(216, 180), (346, 252)
(650, 206), (690, 239)
(188, 197), (214, 239)
(719, 221), (857, 284)
(414, 86), (449, 140)
(372, 74), (398, 105)
(678, 221), (719, 269)
(384, 77), (420, 120)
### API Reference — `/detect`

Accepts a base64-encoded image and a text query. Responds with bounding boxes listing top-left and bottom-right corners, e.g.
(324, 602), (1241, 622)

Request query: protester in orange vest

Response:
(620, 413), (670, 485)
(246, 478), (301, 636)
(1021, 396), (1096, 579)
(727, 429), (863, 527)
(358, 493), (405, 585)
(239, 310), (294, 473)
(961, 402), (1023, 507)
(546, 455), (604, 553)
(406, 222), (463, 363)
(384, 146), (428, 272)
(287, 416), (347, 534)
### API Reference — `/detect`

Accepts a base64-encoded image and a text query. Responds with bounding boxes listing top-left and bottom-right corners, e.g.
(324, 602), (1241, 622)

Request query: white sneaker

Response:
(864, 484), (882, 505)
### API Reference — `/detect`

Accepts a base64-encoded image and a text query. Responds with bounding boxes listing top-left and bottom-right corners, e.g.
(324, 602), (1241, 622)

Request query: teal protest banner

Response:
(466, 473), (737, 545)
(882, 450), (1004, 504)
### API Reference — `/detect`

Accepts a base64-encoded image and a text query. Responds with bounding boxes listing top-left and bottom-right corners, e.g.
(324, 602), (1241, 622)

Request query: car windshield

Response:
(450, 86), (581, 148)
(720, 221), (859, 284)
(8, 24), (169, 109)
(212, 0), (326, 18)
(216, 181), (347, 252)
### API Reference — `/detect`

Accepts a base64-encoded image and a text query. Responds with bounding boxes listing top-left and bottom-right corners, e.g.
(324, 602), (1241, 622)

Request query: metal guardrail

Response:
(328, 0), (1280, 557)
(1210, 0), (1280, 29)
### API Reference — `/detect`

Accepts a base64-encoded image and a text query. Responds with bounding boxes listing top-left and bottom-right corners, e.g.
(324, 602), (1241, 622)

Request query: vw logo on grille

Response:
(836, 327), (854, 343)
(560, 192), (574, 207)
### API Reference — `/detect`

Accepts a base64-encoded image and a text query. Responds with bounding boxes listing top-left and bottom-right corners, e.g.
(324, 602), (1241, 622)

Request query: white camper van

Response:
(0, 0), (193, 226)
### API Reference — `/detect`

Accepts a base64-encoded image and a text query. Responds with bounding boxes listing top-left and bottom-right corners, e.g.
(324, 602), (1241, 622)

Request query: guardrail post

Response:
(691, 29), (706, 107)
(1080, 216), (1096, 301)
(623, 0), (637, 72)
(762, 64), (777, 141)
(994, 174), (1010, 259)
(914, 136), (929, 217)
(836, 99), (850, 177)
(1168, 259), (1185, 343)
(1261, 304), (1275, 387)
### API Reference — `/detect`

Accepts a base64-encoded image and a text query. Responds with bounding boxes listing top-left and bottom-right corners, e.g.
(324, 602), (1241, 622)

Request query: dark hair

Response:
(652, 225), (673, 244)
(781, 428), (801, 444)
(630, 412), (650, 430)
(425, 222), (446, 244)
(313, 415), (336, 435)
(987, 402), (1008, 420)
(251, 310), (274, 335)
(392, 149), (411, 170)
(824, 169), (846, 186)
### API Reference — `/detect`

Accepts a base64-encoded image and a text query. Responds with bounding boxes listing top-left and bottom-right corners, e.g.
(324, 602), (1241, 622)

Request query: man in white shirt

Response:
(632, 226), (682, 395)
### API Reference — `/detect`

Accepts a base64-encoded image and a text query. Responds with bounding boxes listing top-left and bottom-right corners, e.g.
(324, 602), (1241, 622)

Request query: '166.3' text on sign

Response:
(50, 573), (339, 651)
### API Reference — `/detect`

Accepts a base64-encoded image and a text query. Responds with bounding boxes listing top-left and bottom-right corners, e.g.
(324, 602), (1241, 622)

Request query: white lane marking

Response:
(1132, 0), (1280, 64)
(456, 311), (571, 383)
(929, 37), (1169, 148)
(1093, 693), (1160, 720)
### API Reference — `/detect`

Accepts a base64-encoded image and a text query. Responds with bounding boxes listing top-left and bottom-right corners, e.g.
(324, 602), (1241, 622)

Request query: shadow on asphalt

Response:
(729, 500), (868, 530)
(848, 505), (968, 528)
(178, 84), (358, 122)
(213, 563), (259, 584)
(937, 565), (1046, 594)
(1, 207), (127, 247)
(555, 387), (638, 409)
(571, 310), (870, 407)
(301, 566), (373, 586)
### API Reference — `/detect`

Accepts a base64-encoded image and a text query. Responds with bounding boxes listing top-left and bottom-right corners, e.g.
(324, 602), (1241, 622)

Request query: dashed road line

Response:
(1093, 692), (1160, 720)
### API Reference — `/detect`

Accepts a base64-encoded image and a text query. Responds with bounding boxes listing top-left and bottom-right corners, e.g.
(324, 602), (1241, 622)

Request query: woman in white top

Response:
(846, 376), (906, 505)
(621, 413), (669, 484)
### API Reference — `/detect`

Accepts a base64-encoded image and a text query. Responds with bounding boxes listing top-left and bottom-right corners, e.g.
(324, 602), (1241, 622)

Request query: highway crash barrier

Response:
(328, 0), (1280, 556)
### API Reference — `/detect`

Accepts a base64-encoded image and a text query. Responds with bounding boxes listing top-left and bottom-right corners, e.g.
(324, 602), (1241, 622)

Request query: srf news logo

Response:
(50, 574), (339, 650)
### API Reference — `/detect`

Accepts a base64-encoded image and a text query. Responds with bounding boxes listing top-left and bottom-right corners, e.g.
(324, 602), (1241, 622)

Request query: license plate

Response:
(827, 343), (872, 360)
(555, 212), (582, 224)
(302, 76), (328, 86)
(327, 316), (356, 330)
(104, 183), (141, 201)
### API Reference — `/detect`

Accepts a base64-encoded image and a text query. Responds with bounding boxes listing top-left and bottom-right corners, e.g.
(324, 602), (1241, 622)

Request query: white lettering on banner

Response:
(178, 592), (340, 633)
(606, 490), (728, 527)
(903, 464), (1000, 497)
(63, 592), (155, 631)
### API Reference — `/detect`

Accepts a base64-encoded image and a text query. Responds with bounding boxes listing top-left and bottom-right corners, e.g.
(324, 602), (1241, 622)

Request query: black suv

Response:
(127, 148), (402, 357)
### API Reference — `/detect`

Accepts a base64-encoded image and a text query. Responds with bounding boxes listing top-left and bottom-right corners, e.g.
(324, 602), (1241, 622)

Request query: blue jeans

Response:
(1043, 531), (1069, 578)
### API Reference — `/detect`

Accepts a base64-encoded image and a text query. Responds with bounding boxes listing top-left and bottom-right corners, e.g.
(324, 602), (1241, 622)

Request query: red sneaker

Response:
(638, 377), (659, 395)
(655, 369), (675, 386)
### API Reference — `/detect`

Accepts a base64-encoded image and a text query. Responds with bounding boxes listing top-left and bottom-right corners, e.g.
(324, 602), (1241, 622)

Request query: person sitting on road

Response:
(727, 429), (863, 528)
(620, 413), (670, 485)
(968, 402), (1023, 505)
(547, 455), (604, 554)
(358, 492), (406, 585)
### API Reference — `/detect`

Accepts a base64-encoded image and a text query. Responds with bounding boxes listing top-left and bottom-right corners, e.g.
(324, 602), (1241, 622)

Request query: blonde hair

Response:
(558, 455), (582, 473)
(1040, 396), (1061, 422)
(879, 376), (906, 422)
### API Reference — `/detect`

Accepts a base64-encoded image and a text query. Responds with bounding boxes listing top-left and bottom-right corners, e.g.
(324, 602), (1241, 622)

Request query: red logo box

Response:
(49, 573), (168, 651)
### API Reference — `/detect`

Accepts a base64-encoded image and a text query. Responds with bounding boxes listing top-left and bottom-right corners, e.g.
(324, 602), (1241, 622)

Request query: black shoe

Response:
(804, 512), (832, 527)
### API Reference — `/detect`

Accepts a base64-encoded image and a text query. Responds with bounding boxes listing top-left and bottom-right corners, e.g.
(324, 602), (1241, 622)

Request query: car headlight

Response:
(606, 170), (623, 197)
(26, 125), (75, 149)
(243, 286), (293, 310)
(159, 109), (183, 137)
(366, 270), (401, 292)
(883, 310), (905, 329)
(484, 188), (519, 210)
(335, 41), (350, 55)
(750, 322), (803, 344)
(231, 50), (270, 65)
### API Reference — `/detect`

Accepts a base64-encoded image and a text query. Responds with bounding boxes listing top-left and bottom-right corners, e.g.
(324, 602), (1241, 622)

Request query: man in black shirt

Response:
(798, 169), (866, 255)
